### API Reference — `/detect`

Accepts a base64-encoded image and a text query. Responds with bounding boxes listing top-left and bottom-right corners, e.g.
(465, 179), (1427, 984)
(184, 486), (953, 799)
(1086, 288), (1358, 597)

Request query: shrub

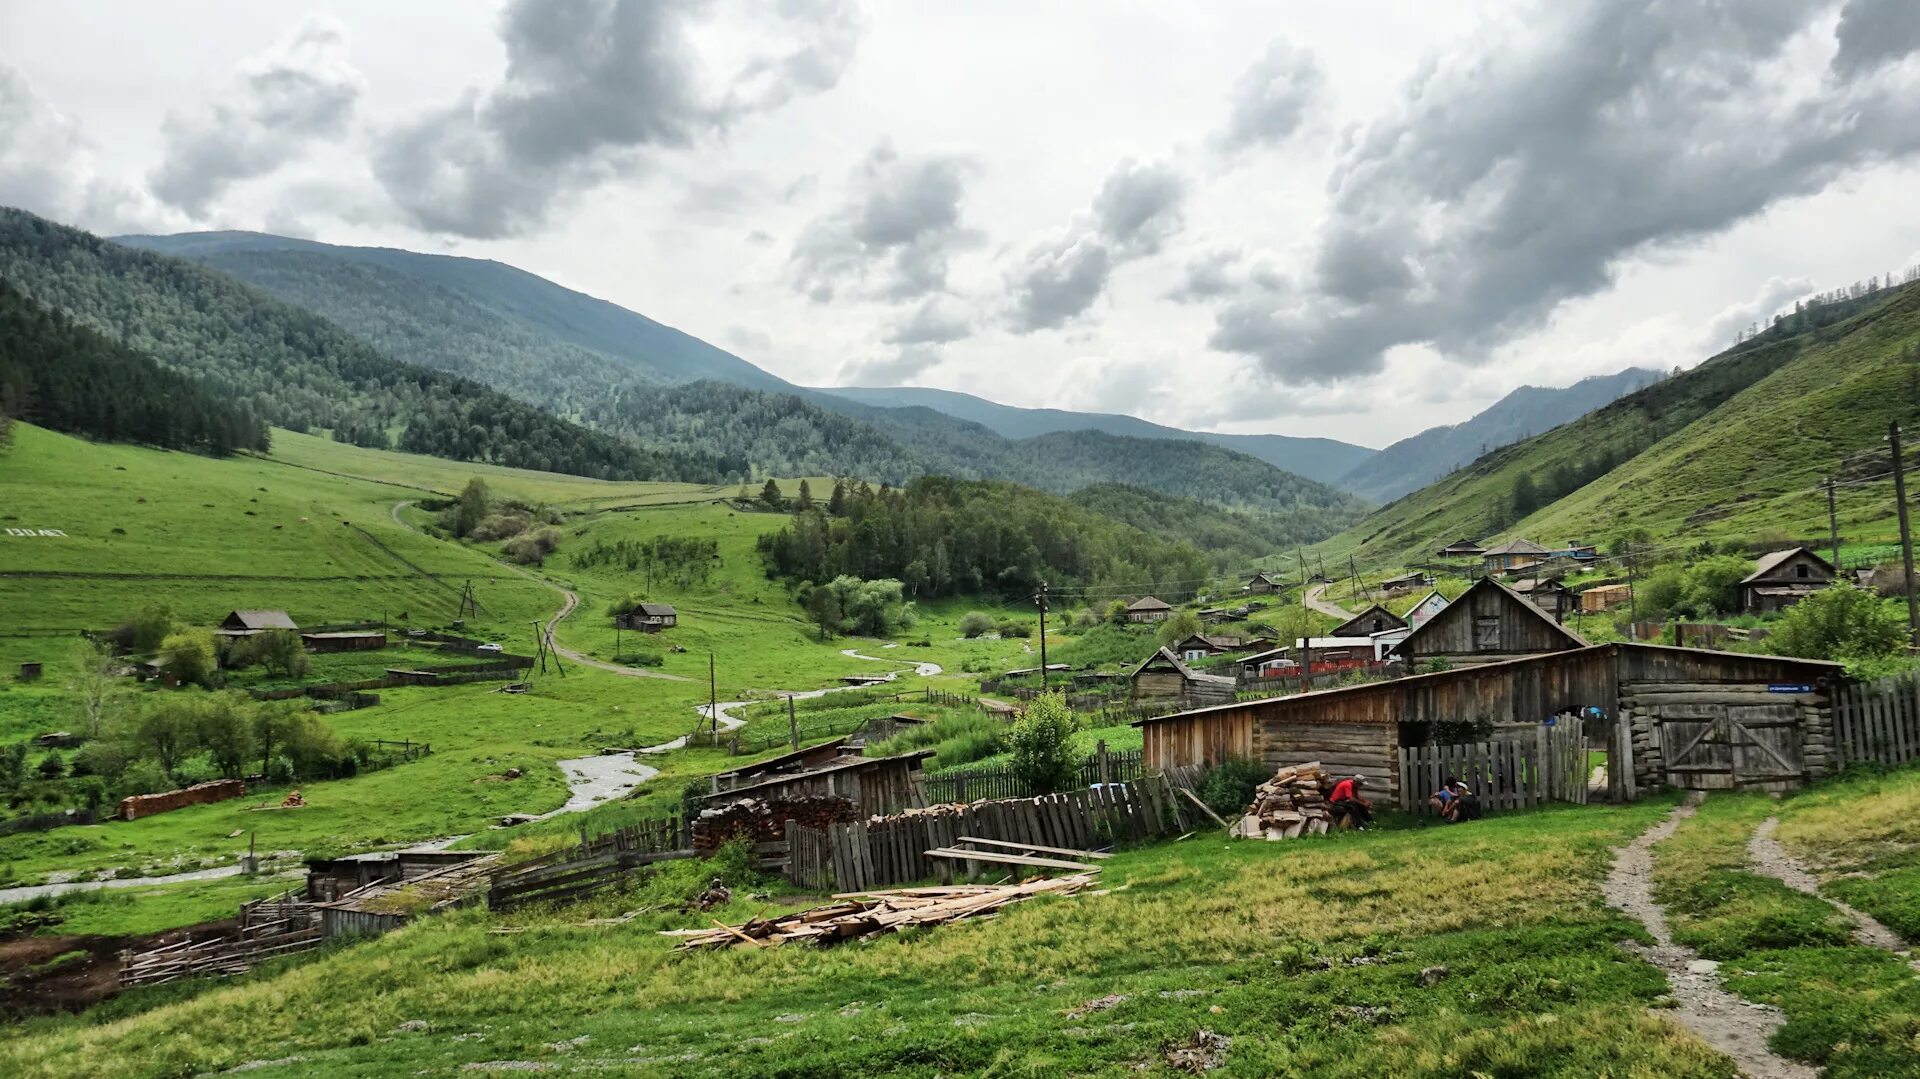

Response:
(995, 619), (1032, 639)
(157, 630), (216, 686)
(1007, 692), (1076, 795)
(1156, 610), (1202, 647)
(1769, 583), (1906, 668)
(107, 606), (175, 655)
(958, 611), (994, 639)
(1198, 756), (1269, 818)
(468, 512), (533, 541)
(503, 526), (562, 565)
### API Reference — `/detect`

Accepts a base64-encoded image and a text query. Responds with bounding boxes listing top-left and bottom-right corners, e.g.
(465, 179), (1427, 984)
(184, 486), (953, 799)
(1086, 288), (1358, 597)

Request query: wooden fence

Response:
(786, 821), (834, 891)
(120, 918), (323, 988)
(1834, 674), (1920, 769)
(922, 744), (1148, 804)
(0, 807), (98, 837)
(814, 774), (1192, 892)
(487, 815), (693, 911)
(1396, 721), (1588, 815)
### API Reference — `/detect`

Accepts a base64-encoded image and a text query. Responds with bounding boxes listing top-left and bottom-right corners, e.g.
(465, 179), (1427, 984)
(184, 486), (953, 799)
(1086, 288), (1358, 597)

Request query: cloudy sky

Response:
(4, 0), (1920, 445)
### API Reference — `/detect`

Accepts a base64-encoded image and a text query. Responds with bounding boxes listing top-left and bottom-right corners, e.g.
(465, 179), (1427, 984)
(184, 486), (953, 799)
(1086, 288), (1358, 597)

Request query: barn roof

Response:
(1329, 604), (1408, 636)
(1133, 642), (1841, 728)
(704, 749), (936, 800)
(225, 610), (297, 630)
(1386, 576), (1586, 660)
(1131, 646), (1236, 685)
(634, 602), (678, 617)
(1742, 547), (1834, 584)
(1127, 596), (1173, 611)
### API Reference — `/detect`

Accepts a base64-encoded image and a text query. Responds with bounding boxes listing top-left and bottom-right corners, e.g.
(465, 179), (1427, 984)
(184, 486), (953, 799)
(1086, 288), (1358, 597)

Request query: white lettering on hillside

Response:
(3, 528), (68, 537)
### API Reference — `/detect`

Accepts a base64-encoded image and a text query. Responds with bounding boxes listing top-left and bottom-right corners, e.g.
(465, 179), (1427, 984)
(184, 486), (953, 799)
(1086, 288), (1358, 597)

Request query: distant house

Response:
(1244, 572), (1283, 595)
(1125, 596), (1174, 623)
(1547, 541), (1599, 561)
(1379, 571), (1429, 593)
(1580, 583), (1632, 613)
(1403, 590), (1450, 629)
(301, 630), (387, 653)
(1741, 547), (1835, 614)
(1388, 576), (1586, 666)
(1130, 647), (1237, 706)
(618, 602), (678, 632)
(1481, 539), (1550, 574)
(218, 610), (297, 637)
(1436, 540), (1486, 558)
(1510, 577), (1578, 622)
(1173, 634), (1250, 662)
(1329, 604), (1407, 638)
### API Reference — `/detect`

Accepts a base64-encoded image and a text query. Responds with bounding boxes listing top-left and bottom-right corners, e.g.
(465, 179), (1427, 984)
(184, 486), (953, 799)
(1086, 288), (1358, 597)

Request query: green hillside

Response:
(1322, 280), (1920, 569)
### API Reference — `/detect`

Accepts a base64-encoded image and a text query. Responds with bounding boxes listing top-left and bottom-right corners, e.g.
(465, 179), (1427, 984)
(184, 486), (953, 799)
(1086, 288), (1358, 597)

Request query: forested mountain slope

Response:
(1335, 367), (1663, 502)
(813, 384), (1375, 486)
(115, 230), (793, 394)
(1322, 280), (1920, 569)
(1065, 483), (1327, 573)
(0, 209), (728, 482)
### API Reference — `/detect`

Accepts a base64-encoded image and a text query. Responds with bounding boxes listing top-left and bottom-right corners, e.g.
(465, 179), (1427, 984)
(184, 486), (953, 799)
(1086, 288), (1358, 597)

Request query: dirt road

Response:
(1303, 583), (1354, 620)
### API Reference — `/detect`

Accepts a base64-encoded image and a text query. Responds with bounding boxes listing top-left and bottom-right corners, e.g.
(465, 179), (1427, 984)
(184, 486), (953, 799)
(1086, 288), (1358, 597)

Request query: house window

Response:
(1795, 564), (1809, 578)
(1474, 616), (1499, 649)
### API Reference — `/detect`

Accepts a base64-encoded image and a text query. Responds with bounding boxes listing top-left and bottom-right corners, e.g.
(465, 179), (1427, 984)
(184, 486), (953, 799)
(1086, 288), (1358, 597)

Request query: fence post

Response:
(1097, 740), (1110, 786)
(1535, 725), (1551, 802)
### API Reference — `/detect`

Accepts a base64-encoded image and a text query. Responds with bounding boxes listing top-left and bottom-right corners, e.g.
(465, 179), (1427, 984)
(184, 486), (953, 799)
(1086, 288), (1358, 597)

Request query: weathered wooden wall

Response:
(1259, 721), (1397, 796)
(1398, 579), (1583, 665)
(1140, 708), (1254, 771)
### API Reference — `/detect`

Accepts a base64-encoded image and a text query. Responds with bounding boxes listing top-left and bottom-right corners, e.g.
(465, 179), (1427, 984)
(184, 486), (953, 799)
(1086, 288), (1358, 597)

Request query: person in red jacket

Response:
(1328, 774), (1372, 829)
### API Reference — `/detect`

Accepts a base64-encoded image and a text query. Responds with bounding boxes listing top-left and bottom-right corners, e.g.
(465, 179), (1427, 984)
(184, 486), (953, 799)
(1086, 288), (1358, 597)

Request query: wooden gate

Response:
(1658, 703), (1804, 790)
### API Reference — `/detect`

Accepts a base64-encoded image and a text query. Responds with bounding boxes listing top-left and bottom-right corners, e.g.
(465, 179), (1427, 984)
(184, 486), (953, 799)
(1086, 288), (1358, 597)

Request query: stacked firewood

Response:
(1231, 761), (1334, 840)
(663, 876), (1094, 949)
(692, 796), (857, 853)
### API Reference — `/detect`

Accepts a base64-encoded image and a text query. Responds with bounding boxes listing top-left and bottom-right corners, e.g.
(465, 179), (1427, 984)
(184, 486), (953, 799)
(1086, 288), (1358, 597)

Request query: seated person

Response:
(1328, 774), (1373, 829)
(1449, 780), (1482, 822)
(1429, 775), (1461, 821)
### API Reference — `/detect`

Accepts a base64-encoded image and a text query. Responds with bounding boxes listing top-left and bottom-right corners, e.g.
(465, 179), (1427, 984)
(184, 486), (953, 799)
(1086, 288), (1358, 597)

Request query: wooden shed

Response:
(1330, 604), (1408, 637)
(1388, 576), (1586, 667)
(1131, 646), (1237, 707)
(710, 738), (859, 794)
(301, 630), (387, 653)
(219, 609), (298, 636)
(1740, 547), (1834, 613)
(618, 602), (678, 631)
(702, 749), (934, 816)
(1437, 539), (1486, 558)
(1138, 642), (1840, 800)
(1245, 572), (1283, 595)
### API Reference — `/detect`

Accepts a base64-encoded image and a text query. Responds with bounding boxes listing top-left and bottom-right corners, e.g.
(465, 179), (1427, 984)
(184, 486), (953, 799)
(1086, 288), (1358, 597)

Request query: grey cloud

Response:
(1833, 0), (1920, 79)
(1166, 249), (1243, 303)
(884, 298), (972, 345)
(1702, 275), (1814, 347)
(789, 141), (981, 302)
(1208, 0), (1920, 383)
(1093, 159), (1186, 255)
(1217, 39), (1325, 152)
(149, 16), (363, 216)
(375, 0), (860, 238)
(1005, 157), (1187, 333)
(1007, 232), (1113, 332)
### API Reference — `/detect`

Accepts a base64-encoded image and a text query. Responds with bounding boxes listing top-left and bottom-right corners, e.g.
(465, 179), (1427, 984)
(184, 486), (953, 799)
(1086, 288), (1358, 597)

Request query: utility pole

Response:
(531, 620), (545, 675)
(787, 694), (798, 752)
(615, 618), (622, 662)
(1890, 422), (1919, 645)
(709, 653), (719, 735)
(1034, 581), (1050, 690)
(1825, 476), (1841, 572)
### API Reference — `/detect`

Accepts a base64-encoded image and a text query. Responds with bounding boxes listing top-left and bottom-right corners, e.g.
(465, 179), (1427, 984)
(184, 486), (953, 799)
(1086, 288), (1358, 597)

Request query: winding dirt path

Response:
(1304, 583), (1354, 620)
(1603, 802), (1817, 1079)
(1748, 816), (1920, 969)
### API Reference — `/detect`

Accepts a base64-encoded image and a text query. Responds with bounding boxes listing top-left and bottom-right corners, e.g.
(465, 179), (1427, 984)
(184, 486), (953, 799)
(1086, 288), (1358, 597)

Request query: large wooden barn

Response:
(1388, 576), (1586, 667)
(1137, 642), (1840, 800)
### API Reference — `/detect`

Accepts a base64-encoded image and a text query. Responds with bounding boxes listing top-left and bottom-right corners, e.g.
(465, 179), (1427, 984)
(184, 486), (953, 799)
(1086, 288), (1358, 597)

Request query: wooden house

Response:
(618, 602), (678, 631)
(1379, 571), (1429, 593)
(1125, 596), (1174, 623)
(703, 746), (934, 816)
(218, 610), (298, 637)
(1131, 647), (1237, 707)
(1741, 547), (1835, 614)
(1245, 572), (1283, 595)
(1330, 604), (1407, 638)
(1510, 577), (1578, 622)
(1173, 634), (1249, 661)
(301, 630), (387, 653)
(1387, 576), (1586, 667)
(1481, 538), (1549, 574)
(1580, 583), (1632, 613)
(1403, 590), (1449, 629)
(1547, 541), (1600, 562)
(1436, 539), (1486, 558)
(1137, 642), (1841, 800)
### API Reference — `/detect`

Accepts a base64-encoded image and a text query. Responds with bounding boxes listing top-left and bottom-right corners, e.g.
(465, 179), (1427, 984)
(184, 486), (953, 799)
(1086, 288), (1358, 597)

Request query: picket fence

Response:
(799, 774), (1193, 893)
(1834, 674), (1920, 768)
(1396, 721), (1588, 815)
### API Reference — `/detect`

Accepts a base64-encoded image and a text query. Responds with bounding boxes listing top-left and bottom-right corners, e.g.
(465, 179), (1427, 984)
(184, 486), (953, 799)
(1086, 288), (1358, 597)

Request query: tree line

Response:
(756, 476), (1212, 601)
(0, 277), (269, 455)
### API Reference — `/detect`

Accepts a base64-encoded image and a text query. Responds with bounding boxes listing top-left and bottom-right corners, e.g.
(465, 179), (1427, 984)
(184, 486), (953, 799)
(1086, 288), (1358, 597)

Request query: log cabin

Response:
(1387, 576), (1585, 667)
(1740, 547), (1835, 613)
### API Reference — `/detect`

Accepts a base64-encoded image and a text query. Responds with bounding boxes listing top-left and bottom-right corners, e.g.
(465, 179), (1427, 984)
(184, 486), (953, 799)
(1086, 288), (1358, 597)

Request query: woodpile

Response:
(692, 796), (858, 853)
(1230, 762), (1335, 840)
(664, 876), (1095, 950)
(118, 779), (247, 821)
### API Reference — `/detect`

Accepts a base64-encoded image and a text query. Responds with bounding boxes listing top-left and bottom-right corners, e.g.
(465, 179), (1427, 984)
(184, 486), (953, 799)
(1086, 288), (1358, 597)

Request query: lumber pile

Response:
(692, 796), (857, 853)
(663, 875), (1095, 950)
(118, 779), (247, 821)
(1231, 761), (1334, 840)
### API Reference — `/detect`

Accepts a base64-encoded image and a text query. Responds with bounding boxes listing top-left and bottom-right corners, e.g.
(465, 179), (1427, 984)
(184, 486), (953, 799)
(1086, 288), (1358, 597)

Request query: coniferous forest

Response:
(0, 277), (268, 455)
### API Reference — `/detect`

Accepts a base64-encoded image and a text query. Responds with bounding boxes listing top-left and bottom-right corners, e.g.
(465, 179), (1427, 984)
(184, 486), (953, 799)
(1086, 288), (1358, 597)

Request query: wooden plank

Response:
(922, 848), (1101, 872)
(955, 836), (1112, 859)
